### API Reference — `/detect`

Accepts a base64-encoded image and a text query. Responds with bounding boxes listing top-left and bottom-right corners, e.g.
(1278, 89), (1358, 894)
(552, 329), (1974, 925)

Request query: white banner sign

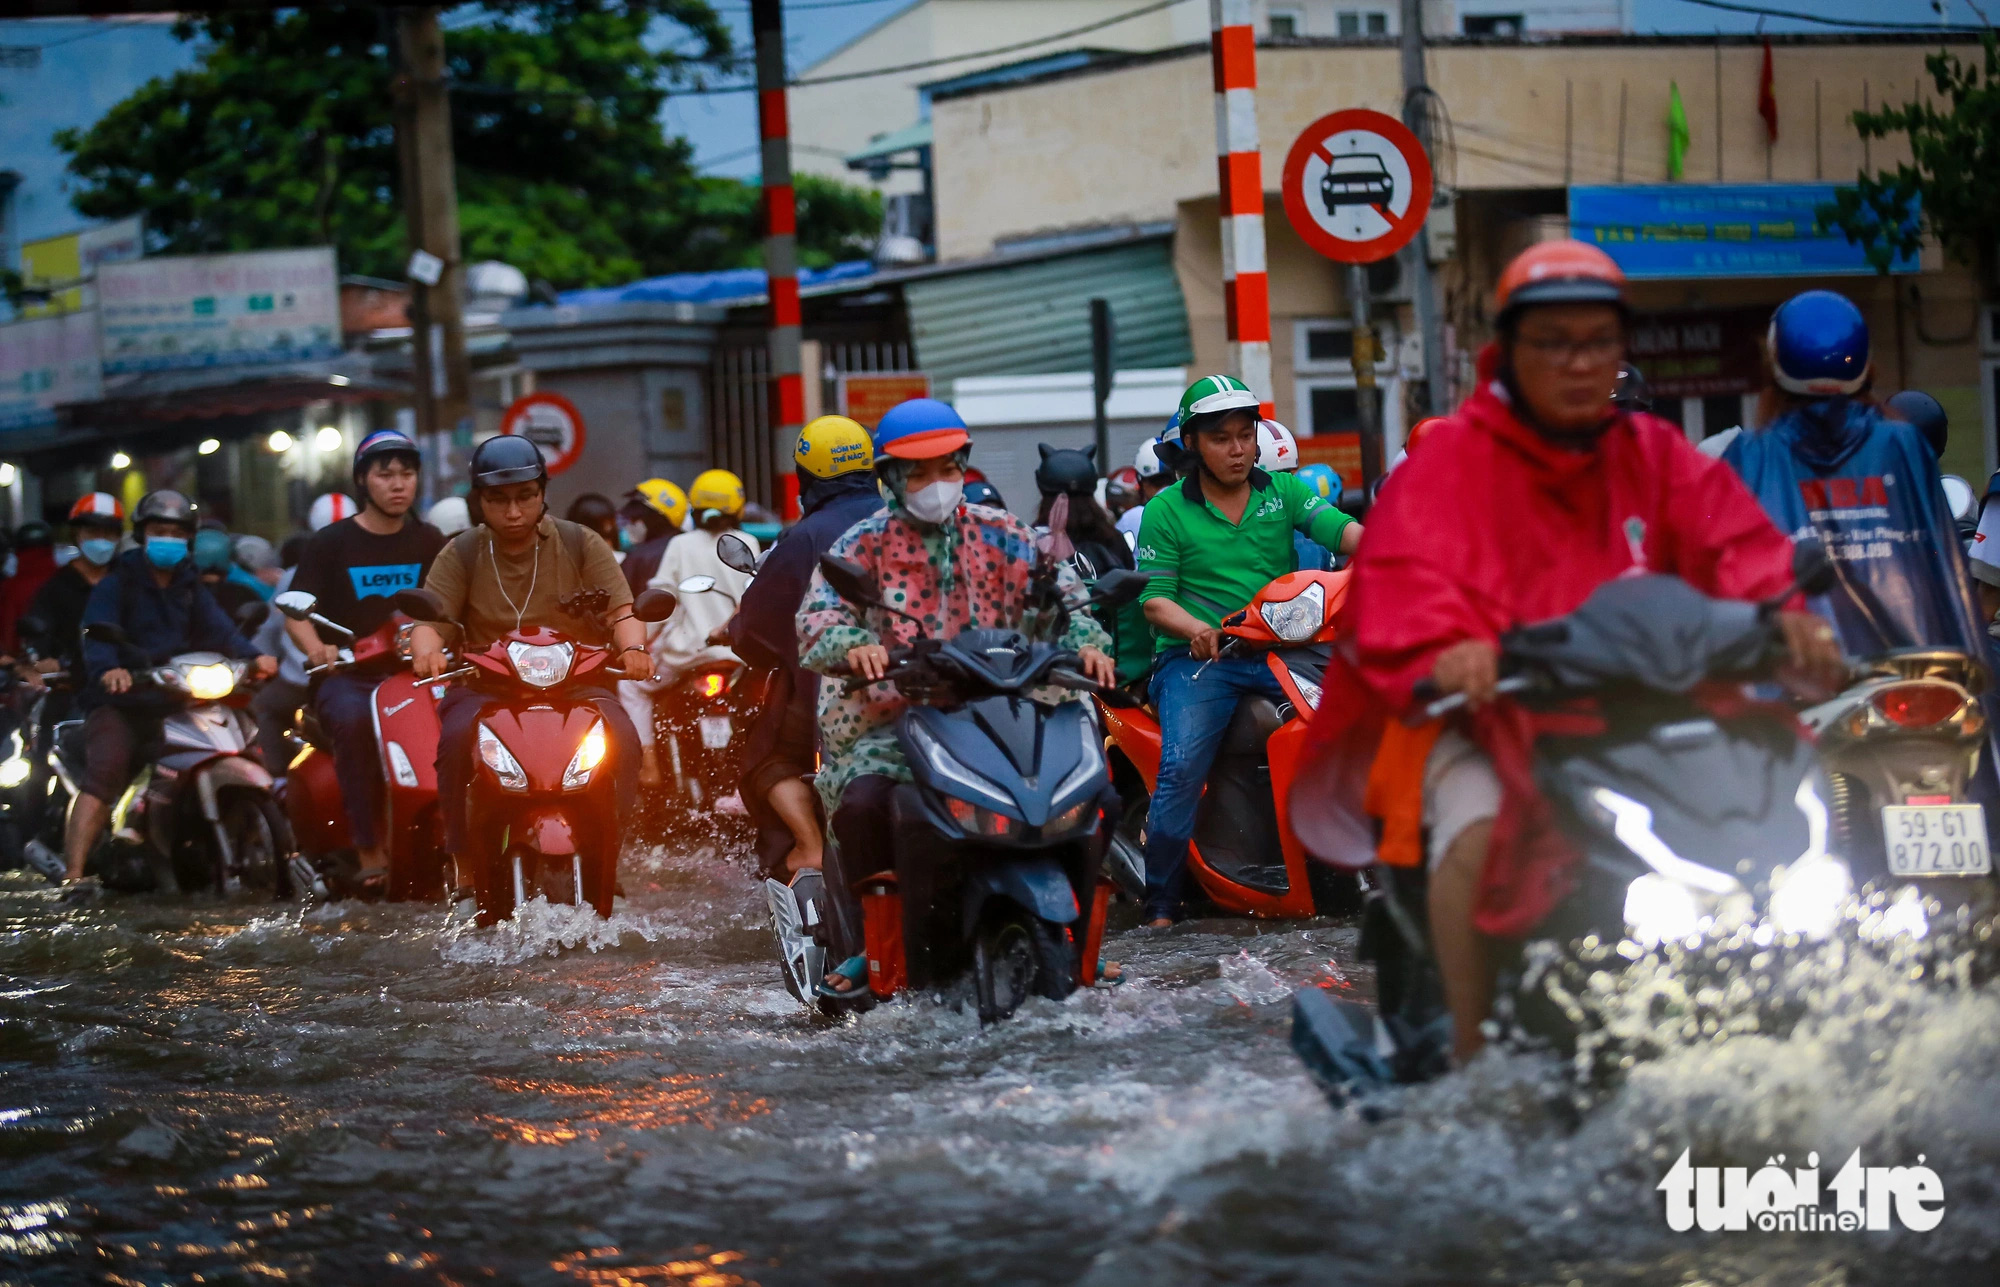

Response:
(0, 311), (105, 433)
(97, 247), (341, 374)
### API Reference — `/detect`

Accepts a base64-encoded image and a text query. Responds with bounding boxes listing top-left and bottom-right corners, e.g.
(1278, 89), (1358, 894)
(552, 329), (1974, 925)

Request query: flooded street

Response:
(5, 838), (2000, 1286)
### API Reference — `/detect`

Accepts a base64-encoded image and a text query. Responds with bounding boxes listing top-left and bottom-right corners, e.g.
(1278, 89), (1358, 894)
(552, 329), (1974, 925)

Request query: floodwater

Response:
(3, 836), (2000, 1286)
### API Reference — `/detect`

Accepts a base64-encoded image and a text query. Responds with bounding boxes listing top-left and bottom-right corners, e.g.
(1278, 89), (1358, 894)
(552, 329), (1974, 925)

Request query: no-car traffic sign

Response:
(1281, 109), (1434, 265)
(499, 391), (587, 477)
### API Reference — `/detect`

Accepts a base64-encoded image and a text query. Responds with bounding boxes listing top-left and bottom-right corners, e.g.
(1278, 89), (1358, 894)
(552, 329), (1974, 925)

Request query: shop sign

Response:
(840, 372), (931, 428)
(0, 311), (104, 432)
(97, 247), (342, 374)
(1628, 307), (1769, 399)
(1570, 185), (1918, 279)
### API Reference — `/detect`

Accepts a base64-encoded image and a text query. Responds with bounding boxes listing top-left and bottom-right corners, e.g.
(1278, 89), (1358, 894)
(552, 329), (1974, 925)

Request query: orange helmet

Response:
(1494, 239), (1627, 324)
(68, 492), (124, 525)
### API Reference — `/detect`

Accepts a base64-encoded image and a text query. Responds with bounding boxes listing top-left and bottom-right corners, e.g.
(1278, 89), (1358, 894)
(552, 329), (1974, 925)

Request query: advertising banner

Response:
(1627, 307), (1770, 399)
(97, 247), (341, 374)
(18, 216), (144, 318)
(0, 311), (105, 432)
(1570, 185), (1918, 279)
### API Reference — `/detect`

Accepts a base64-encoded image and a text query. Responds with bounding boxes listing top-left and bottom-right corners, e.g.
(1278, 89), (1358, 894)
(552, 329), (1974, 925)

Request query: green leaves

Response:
(1821, 33), (2000, 279)
(55, 2), (882, 289)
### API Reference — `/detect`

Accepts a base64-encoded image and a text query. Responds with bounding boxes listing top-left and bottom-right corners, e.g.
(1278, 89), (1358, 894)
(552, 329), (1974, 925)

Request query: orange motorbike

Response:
(1099, 569), (1354, 918)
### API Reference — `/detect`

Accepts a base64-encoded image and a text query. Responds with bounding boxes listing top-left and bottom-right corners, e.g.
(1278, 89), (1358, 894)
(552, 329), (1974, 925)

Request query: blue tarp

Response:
(556, 260), (877, 308)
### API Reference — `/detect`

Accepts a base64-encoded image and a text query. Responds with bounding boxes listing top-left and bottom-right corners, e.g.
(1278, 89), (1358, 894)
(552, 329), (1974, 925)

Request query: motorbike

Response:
(1099, 568), (1357, 918)
(391, 584), (678, 925)
(1314, 542), (1847, 1091)
(654, 575), (758, 819)
(273, 590), (447, 900)
(767, 553), (1149, 1022)
(74, 623), (303, 897)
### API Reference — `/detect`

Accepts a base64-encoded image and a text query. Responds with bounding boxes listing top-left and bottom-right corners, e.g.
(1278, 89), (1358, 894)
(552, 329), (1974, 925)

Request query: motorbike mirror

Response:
(233, 600), (270, 633)
(716, 532), (758, 575)
(1792, 537), (1837, 598)
(273, 590), (318, 622)
(1336, 486), (1370, 520)
(1089, 568), (1154, 608)
(82, 621), (131, 646)
(818, 553), (882, 607)
(633, 587), (678, 623)
(393, 588), (449, 621)
(1942, 474), (1978, 526)
(678, 575), (717, 595)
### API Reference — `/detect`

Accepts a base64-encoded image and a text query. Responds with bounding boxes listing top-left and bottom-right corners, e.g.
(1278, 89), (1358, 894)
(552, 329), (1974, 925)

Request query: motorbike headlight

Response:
(945, 796), (1021, 839)
(506, 641), (574, 688)
(477, 722), (528, 792)
(0, 756), (30, 789)
(183, 663), (236, 701)
(1259, 581), (1327, 643)
(1050, 715), (1106, 811)
(563, 721), (607, 791)
(1623, 873), (1704, 946)
(1770, 854), (1852, 939)
(907, 721), (1013, 809)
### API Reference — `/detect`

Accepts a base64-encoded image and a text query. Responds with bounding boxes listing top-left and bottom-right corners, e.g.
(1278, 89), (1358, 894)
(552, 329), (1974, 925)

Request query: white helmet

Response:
(308, 492), (357, 531)
(425, 495), (471, 536)
(1135, 437), (1172, 480)
(1257, 419), (1299, 472)
(1697, 426), (1743, 460)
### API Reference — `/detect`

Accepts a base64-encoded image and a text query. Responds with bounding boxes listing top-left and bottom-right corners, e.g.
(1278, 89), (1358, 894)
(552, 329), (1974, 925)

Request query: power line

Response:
(1667, 0), (1990, 32)
(12, 18), (158, 51)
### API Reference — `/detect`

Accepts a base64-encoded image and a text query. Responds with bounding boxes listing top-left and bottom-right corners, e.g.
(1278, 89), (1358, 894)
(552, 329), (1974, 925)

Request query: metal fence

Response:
(707, 340), (917, 508)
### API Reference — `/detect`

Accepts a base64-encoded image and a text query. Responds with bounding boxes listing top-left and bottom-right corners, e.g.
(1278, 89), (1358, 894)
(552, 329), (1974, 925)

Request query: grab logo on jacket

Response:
(349, 563), (422, 600)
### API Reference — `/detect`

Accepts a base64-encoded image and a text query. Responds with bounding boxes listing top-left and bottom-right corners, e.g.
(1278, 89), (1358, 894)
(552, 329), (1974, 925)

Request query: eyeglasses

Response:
(1515, 335), (1625, 366)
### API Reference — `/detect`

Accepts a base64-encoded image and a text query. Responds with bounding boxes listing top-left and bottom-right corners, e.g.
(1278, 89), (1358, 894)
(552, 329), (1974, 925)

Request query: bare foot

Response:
(1145, 918), (1174, 930)
(783, 846), (822, 875)
(638, 746), (662, 788)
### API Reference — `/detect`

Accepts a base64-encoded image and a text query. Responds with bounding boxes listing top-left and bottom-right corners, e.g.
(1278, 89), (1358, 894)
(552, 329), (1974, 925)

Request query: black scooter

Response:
(1298, 542), (1844, 1094)
(770, 553), (1149, 1022)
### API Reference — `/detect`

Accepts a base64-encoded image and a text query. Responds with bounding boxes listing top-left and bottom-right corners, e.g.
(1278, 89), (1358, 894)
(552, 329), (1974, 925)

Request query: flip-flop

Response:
(813, 954), (873, 1001)
(352, 867), (390, 901)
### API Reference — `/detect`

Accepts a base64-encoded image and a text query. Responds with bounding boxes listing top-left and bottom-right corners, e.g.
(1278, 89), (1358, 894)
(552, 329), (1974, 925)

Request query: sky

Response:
(0, 0), (1990, 246)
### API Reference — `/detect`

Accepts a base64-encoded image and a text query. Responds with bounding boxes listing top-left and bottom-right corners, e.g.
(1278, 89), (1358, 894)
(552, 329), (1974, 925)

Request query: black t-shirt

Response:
(291, 516), (447, 640)
(24, 562), (100, 671)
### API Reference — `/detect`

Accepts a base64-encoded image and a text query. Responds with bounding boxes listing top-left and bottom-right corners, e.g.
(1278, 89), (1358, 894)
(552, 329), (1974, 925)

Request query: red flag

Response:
(1758, 39), (1779, 143)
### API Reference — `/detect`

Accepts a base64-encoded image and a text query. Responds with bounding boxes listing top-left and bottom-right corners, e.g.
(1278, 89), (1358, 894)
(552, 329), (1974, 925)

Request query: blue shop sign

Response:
(1569, 184), (1918, 279)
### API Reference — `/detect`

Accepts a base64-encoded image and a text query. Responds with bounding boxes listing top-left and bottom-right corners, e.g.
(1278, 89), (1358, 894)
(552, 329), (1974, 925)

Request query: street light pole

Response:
(1400, 0), (1449, 421)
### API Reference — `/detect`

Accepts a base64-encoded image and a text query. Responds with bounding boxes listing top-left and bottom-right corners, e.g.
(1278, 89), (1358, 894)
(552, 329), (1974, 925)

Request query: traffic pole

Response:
(1209, 0), (1272, 417)
(752, 0), (805, 519)
(1400, 0), (1448, 418)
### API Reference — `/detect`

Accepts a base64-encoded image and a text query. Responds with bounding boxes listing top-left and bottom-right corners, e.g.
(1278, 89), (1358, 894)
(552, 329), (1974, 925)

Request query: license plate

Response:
(1882, 803), (1992, 876)
(698, 715), (733, 749)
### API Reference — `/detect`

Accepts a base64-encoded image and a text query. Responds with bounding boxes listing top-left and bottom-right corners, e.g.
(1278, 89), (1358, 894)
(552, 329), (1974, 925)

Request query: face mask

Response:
(902, 479), (963, 526)
(618, 522), (644, 552)
(79, 538), (118, 567)
(144, 537), (189, 570)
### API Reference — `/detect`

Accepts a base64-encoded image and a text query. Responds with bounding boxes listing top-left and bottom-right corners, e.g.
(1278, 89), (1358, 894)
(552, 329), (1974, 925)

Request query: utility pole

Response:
(394, 6), (471, 499)
(1089, 298), (1113, 473)
(1349, 263), (1380, 481)
(1209, 0), (1272, 416)
(1400, 0), (1448, 420)
(752, 0), (805, 518)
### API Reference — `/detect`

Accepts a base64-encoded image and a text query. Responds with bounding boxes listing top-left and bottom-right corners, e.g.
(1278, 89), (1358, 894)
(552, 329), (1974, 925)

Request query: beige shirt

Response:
(422, 516), (632, 651)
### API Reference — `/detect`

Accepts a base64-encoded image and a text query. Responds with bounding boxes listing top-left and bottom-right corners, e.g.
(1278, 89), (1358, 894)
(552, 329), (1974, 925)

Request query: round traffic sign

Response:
(1281, 109), (1434, 265)
(498, 391), (587, 476)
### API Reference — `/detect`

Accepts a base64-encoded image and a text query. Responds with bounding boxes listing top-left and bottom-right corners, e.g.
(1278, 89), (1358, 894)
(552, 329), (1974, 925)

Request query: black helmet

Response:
(470, 434), (547, 490)
(13, 521), (52, 550)
(352, 428), (422, 492)
(133, 489), (199, 533)
(1612, 363), (1653, 413)
(1886, 389), (1948, 459)
(962, 479), (1005, 509)
(1034, 444), (1099, 497)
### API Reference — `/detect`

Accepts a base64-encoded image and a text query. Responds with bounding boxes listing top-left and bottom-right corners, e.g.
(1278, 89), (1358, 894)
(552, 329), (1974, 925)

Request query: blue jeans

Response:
(1142, 646), (1285, 920)
(313, 673), (386, 849)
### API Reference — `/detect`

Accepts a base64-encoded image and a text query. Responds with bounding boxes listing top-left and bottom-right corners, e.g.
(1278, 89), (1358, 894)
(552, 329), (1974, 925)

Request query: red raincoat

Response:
(1294, 353), (1798, 936)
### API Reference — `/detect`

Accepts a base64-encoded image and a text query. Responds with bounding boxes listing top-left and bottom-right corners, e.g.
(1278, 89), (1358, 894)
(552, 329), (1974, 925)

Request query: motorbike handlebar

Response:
(1416, 674), (1537, 721)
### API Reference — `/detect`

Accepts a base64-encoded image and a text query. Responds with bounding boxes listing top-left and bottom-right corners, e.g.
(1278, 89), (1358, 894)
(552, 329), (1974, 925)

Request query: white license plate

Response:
(1882, 803), (1992, 876)
(698, 715), (733, 749)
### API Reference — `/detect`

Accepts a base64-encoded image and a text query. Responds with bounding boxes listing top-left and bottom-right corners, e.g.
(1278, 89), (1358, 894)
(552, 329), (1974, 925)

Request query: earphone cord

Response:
(488, 532), (540, 633)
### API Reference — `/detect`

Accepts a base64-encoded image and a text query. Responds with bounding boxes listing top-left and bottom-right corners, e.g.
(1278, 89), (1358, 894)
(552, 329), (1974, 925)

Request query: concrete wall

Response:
(930, 38), (1952, 261)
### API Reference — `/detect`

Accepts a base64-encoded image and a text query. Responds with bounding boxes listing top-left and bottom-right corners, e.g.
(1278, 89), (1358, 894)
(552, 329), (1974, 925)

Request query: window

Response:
(1463, 14), (1524, 37)
(1336, 10), (1388, 36)
(1269, 7), (1303, 36)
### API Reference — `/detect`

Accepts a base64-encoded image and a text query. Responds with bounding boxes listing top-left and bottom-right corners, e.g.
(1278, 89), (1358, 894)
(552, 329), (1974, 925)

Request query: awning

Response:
(845, 120), (931, 169)
(74, 354), (404, 424)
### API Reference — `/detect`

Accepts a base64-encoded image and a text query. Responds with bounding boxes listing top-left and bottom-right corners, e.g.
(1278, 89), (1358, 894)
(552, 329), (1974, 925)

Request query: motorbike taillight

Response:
(698, 671), (728, 698)
(1873, 684), (1965, 729)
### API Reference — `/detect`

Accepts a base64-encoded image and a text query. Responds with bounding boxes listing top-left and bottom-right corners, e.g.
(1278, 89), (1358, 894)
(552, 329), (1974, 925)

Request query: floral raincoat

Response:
(797, 501), (1110, 812)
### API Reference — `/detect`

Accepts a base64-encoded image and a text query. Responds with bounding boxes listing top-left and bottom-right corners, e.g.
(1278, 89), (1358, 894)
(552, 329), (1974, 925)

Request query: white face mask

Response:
(1, 554), (15, 579)
(903, 479), (963, 525)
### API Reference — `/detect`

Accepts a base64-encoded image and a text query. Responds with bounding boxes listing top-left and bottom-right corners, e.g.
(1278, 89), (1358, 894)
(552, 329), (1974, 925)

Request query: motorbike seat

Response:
(55, 720), (86, 775)
(1221, 696), (1284, 757)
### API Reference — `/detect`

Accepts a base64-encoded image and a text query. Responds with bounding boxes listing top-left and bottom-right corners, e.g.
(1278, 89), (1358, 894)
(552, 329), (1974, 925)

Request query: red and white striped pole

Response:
(752, 0), (805, 519)
(1210, 0), (1272, 417)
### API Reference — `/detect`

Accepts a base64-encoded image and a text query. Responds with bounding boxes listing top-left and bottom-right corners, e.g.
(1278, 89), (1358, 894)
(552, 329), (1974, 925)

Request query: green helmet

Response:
(1171, 374), (1261, 442)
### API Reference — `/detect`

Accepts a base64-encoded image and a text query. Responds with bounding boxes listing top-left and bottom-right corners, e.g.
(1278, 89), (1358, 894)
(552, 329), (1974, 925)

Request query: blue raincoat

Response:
(1723, 400), (1989, 662)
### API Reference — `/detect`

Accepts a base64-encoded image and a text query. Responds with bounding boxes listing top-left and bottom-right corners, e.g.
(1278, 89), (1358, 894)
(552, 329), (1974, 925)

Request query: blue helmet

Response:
(1769, 291), (1870, 397)
(1885, 389), (1948, 459)
(872, 398), (970, 464)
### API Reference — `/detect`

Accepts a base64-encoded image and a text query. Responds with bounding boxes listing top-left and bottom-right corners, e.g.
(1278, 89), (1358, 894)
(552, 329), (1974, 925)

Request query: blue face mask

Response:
(144, 536), (189, 570)
(79, 537), (118, 567)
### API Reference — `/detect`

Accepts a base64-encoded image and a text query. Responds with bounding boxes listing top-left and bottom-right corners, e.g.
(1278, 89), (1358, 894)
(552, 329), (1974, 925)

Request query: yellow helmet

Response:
(689, 468), (746, 517)
(632, 478), (688, 528)
(794, 414), (874, 480)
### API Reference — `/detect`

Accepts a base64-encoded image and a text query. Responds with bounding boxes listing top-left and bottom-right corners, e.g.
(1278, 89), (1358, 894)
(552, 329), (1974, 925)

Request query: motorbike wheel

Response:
(220, 792), (296, 898)
(973, 908), (1074, 1024)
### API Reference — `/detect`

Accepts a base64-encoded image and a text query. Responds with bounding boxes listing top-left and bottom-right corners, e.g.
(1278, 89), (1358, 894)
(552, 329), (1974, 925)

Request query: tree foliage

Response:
(1823, 34), (2000, 279)
(54, 2), (881, 287)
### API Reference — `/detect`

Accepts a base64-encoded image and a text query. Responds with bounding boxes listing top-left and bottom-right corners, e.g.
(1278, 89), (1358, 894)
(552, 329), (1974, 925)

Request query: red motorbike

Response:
(394, 585), (677, 924)
(1100, 569), (1353, 918)
(275, 590), (446, 900)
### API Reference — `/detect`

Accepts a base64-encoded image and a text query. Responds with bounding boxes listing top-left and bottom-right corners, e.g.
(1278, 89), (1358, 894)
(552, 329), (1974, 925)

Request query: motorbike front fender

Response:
(520, 810), (577, 857)
(190, 754), (277, 818)
(961, 855), (1080, 939)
